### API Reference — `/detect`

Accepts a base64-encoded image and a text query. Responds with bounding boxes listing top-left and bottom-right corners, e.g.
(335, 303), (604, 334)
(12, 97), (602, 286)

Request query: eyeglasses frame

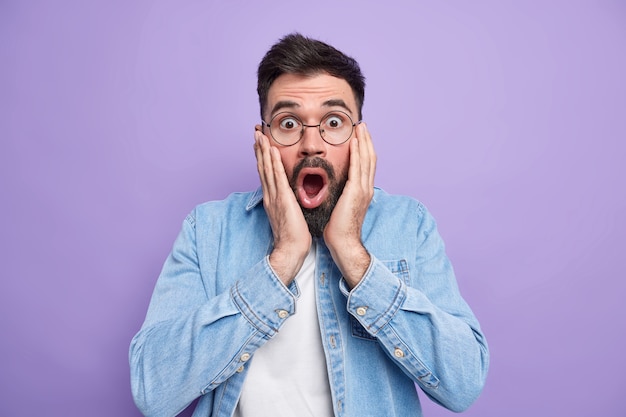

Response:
(261, 110), (362, 147)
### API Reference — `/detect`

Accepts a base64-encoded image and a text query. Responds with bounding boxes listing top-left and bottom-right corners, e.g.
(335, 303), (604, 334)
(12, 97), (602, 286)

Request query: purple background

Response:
(1, 1), (625, 416)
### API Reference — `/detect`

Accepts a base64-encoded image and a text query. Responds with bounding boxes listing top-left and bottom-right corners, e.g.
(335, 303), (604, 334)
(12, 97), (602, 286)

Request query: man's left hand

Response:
(323, 122), (377, 288)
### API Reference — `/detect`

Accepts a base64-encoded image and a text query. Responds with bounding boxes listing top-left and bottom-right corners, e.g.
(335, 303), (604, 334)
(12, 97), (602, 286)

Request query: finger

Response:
(348, 135), (362, 186)
(357, 124), (371, 188)
(354, 123), (371, 189)
(262, 135), (279, 199)
(254, 132), (269, 193)
(270, 146), (292, 193)
(256, 131), (277, 199)
(357, 122), (376, 187)
(262, 133), (291, 194)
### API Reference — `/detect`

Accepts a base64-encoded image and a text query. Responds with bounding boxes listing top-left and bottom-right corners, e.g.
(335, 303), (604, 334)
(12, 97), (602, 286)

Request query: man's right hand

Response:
(254, 130), (311, 285)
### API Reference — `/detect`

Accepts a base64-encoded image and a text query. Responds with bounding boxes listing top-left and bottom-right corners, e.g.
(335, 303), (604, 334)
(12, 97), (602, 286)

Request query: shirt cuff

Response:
(230, 256), (298, 337)
(340, 256), (406, 335)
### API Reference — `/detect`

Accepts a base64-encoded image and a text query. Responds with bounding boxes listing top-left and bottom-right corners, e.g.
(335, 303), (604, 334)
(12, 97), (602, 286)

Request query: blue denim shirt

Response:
(130, 187), (489, 417)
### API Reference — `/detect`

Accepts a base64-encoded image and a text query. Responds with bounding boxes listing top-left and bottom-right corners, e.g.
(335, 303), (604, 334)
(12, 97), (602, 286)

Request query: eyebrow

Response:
(322, 99), (352, 114)
(269, 99), (354, 118)
(270, 100), (300, 116)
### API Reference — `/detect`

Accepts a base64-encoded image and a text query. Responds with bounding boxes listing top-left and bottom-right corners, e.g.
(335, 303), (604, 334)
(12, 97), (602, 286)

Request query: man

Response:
(130, 33), (489, 417)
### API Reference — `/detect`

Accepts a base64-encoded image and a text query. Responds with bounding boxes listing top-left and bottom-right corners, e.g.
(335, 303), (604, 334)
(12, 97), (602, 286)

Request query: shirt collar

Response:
(245, 187), (264, 211)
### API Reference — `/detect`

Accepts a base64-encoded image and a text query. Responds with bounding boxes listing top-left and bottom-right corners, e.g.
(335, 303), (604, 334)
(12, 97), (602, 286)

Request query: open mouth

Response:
(296, 168), (329, 209)
(303, 174), (324, 198)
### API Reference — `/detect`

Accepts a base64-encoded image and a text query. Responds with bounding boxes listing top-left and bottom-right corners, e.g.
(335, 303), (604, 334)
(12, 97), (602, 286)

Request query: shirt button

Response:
(240, 353), (251, 362)
(394, 348), (405, 358)
(356, 306), (367, 316)
(277, 309), (289, 319)
(236, 365), (245, 373)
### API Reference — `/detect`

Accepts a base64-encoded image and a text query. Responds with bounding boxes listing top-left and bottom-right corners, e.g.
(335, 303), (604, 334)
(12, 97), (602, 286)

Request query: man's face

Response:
(260, 73), (359, 236)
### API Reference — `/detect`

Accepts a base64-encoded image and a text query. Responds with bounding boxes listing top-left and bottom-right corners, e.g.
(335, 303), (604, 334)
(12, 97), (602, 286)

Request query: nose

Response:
(298, 125), (326, 157)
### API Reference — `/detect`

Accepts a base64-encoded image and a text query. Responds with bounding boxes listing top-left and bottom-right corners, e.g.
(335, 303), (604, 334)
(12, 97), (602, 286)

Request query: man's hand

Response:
(324, 123), (377, 288)
(254, 130), (311, 285)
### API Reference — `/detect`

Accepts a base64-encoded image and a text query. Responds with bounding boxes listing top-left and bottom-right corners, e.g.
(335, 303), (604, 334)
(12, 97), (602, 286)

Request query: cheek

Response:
(331, 148), (351, 175)
(277, 148), (297, 177)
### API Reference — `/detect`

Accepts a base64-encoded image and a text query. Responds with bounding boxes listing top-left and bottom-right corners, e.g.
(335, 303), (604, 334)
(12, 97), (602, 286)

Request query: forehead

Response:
(266, 73), (357, 118)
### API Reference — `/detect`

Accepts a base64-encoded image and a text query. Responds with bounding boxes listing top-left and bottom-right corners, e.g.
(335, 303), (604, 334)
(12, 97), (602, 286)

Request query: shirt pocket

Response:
(350, 259), (410, 341)
(381, 259), (410, 285)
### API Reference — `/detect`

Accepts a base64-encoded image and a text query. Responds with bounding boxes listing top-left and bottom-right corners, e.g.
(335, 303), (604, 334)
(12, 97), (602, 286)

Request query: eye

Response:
(277, 115), (301, 131)
(323, 114), (346, 129)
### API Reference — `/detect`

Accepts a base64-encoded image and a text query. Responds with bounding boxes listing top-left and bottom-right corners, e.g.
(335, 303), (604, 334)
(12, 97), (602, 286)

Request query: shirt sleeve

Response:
(339, 205), (489, 412)
(129, 210), (296, 417)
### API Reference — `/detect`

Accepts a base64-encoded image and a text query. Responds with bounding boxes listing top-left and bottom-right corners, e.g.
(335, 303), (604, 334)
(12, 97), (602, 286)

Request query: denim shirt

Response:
(129, 187), (489, 417)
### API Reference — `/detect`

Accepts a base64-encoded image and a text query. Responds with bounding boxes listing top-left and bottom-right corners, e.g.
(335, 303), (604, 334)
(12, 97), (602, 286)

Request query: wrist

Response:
(269, 244), (309, 285)
(327, 240), (370, 288)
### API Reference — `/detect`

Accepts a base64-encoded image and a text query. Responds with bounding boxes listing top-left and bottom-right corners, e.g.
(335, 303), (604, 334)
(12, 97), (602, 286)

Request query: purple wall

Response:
(1, 1), (624, 416)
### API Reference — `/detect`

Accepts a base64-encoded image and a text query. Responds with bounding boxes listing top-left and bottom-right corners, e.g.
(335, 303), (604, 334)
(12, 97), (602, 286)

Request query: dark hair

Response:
(257, 33), (366, 120)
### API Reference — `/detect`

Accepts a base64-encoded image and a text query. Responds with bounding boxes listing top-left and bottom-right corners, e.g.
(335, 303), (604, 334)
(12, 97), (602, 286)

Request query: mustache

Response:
(289, 157), (336, 187)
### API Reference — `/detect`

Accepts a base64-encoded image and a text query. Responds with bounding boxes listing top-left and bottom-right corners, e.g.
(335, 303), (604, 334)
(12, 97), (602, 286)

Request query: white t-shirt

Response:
(234, 243), (334, 417)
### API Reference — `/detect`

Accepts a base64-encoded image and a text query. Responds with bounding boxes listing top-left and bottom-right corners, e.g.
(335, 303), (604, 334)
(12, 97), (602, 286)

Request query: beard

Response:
(289, 157), (347, 238)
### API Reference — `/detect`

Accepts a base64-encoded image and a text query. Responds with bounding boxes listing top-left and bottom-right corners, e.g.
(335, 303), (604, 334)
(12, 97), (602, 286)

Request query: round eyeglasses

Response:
(261, 111), (361, 146)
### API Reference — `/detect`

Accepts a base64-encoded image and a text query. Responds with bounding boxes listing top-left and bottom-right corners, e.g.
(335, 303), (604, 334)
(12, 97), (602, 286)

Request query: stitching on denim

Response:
(386, 326), (439, 389)
(350, 316), (377, 341)
(185, 212), (196, 228)
(360, 260), (407, 334)
(231, 283), (277, 336)
(369, 280), (404, 334)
